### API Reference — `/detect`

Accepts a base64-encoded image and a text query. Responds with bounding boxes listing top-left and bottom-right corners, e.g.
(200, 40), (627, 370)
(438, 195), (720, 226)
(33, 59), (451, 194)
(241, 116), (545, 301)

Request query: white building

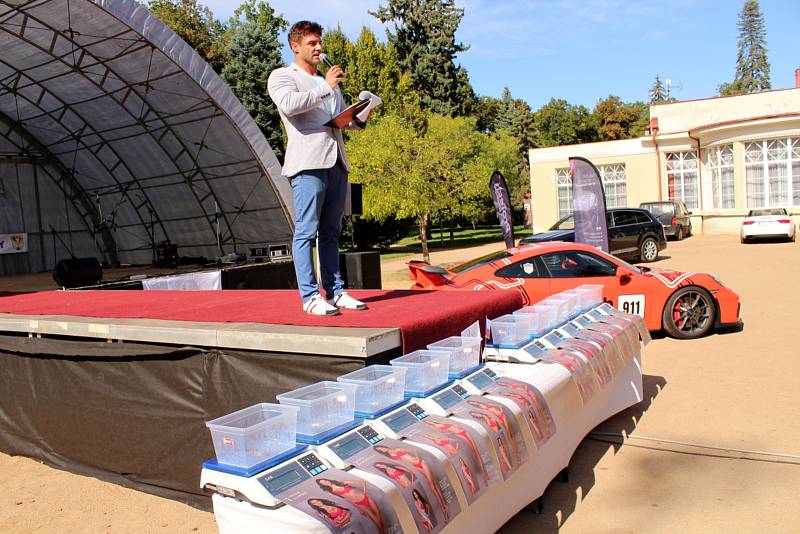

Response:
(528, 71), (800, 234)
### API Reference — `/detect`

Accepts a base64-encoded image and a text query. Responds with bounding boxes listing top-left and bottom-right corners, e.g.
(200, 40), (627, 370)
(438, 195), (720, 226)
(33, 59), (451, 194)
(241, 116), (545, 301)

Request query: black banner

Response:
(570, 157), (609, 253)
(489, 171), (515, 249)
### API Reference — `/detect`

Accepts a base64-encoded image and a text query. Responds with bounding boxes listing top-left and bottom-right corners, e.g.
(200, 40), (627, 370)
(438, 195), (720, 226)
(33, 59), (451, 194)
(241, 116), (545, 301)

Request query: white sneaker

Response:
(303, 294), (340, 316)
(329, 292), (368, 310)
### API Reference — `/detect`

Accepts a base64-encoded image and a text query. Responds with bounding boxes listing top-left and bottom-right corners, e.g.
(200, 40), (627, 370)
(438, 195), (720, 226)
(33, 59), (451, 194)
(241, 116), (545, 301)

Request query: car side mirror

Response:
(616, 266), (632, 284)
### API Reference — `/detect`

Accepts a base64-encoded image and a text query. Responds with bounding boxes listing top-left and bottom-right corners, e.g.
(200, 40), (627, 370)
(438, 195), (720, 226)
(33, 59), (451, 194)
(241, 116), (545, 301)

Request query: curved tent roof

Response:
(0, 0), (293, 269)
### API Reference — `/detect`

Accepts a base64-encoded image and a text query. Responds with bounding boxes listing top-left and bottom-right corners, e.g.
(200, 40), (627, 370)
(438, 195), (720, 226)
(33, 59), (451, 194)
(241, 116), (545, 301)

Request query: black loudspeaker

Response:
(339, 251), (381, 289)
(53, 257), (103, 288)
(344, 183), (363, 216)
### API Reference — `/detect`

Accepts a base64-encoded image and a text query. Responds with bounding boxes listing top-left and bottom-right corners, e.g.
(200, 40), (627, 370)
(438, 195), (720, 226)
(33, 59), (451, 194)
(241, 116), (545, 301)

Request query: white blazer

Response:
(268, 62), (362, 178)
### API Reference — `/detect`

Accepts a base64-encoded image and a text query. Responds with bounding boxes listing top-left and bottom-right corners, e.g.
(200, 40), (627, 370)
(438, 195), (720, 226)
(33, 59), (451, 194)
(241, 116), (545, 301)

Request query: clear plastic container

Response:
(544, 295), (573, 324)
(427, 336), (482, 376)
(527, 303), (559, 334)
(513, 306), (550, 336)
(390, 350), (451, 395)
(276, 381), (358, 436)
(337, 365), (407, 415)
(559, 290), (581, 315)
(489, 314), (532, 346)
(206, 403), (299, 468)
(575, 284), (604, 310)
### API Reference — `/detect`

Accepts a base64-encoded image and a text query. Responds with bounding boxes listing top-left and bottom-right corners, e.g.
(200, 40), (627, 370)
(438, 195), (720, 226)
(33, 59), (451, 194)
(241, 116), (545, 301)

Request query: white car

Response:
(740, 208), (796, 243)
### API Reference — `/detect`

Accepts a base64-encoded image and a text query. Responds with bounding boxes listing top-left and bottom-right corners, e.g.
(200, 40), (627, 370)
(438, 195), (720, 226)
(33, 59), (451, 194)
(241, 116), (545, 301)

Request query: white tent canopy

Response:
(0, 0), (293, 275)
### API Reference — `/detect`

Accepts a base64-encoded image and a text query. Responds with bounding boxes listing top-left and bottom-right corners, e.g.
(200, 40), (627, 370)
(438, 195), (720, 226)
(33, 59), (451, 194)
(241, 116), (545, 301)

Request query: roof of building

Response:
(0, 0), (293, 266)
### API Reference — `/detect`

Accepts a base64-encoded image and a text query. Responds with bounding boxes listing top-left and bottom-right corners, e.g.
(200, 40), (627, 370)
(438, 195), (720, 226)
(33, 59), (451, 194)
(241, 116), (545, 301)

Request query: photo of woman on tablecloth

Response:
(466, 398), (525, 465)
(373, 444), (454, 523)
(496, 378), (556, 437)
(421, 419), (489, 482)
(412, 488), (436, 532)
(494, 390), (546, 445)
(373, 461), (415, 488)
(308, 498), (353, 530)
(396, 414), (490, 504)
(315, 478), (385, 533)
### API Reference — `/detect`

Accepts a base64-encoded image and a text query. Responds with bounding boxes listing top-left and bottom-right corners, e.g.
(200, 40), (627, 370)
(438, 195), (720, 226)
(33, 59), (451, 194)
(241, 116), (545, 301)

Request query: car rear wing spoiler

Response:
(407, 261), (449, 288)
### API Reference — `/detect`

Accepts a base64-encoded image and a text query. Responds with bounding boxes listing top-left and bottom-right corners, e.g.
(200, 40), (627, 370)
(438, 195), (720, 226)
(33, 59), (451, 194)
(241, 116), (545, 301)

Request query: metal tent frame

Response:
(0, 0), (293, 274)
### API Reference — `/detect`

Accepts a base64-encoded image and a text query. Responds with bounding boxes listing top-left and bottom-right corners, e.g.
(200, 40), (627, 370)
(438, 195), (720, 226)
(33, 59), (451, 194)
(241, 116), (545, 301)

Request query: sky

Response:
(201, 0), (800, 110)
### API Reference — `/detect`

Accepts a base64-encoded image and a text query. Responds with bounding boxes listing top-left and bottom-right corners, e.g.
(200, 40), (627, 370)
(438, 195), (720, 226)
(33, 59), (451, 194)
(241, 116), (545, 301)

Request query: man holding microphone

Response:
(268, 21), (368, 316)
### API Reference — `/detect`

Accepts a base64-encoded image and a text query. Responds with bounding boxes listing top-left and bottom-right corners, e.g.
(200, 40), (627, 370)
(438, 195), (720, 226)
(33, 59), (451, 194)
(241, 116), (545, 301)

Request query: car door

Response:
(608, 210), (639, 257)
(494, 256), (552, 304)
(538, 250), (659, 326)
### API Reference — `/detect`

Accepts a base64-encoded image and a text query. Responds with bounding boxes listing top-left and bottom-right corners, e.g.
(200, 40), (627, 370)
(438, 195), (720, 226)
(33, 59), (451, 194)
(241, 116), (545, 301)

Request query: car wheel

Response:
(686, 224), (692, 237)
(662, 286), (716, 339)
(676, 227), (684, 241)
(740, 236), (747, 244)
(639, 237), (659, 262)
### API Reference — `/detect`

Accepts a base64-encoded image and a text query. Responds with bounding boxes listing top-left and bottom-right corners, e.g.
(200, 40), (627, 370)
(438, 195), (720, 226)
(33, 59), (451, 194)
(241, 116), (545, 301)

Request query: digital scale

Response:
(483, 304), (607, 365)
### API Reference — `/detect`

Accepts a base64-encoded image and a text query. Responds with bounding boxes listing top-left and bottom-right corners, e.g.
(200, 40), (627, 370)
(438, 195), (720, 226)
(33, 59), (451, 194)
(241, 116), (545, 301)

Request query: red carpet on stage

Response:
(0, 289), (523, 352)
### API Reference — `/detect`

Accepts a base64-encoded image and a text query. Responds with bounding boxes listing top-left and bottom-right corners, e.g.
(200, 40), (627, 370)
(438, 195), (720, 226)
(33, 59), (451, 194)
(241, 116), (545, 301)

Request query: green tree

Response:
(148, 0), (227, 72)
(720, 0), (771, 95)
(533, 98), (597, 147)
(593, 96), (649, 141)
(221, 0), (287, 160)
(346, 113), (519, 261)
(649, 75), (668, 103)
(372, 0), (476, 117)
(495, 87), (537, 161)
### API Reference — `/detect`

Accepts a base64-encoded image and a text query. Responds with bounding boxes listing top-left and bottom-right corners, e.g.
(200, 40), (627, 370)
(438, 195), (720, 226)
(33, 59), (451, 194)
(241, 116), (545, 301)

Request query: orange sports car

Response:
(408, 242), (741, 339)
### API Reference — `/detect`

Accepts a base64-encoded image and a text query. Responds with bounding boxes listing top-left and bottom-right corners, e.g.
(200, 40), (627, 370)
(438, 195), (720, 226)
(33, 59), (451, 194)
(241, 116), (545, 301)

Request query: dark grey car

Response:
(519, 208), (667, 263)
(639, 201), (692, 240)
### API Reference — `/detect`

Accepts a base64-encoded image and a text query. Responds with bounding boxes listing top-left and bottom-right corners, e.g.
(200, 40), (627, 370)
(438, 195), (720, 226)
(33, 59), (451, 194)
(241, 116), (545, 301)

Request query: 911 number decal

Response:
(617, 294), (645, 317)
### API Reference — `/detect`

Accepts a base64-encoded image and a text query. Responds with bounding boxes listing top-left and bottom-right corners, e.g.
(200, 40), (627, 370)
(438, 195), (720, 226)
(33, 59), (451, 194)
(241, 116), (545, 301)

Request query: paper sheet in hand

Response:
(325, 99), (370, 128)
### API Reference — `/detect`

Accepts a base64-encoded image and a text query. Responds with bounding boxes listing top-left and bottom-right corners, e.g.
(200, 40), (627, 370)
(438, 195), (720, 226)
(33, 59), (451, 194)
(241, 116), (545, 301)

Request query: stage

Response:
(0, 288), (521, 507)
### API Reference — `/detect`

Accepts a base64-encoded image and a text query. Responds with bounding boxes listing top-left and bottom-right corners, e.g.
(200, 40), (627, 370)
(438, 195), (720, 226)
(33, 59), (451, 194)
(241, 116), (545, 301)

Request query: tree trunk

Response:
(418, 213), (430, 263)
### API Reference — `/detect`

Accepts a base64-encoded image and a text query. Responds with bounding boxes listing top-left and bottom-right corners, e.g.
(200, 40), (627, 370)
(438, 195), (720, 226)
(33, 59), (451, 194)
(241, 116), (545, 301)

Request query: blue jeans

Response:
(291, 161), (347, 303)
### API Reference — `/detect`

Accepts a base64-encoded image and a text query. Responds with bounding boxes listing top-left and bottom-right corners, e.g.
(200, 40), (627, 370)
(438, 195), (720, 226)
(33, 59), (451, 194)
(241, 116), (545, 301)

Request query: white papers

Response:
(357, 90), (382, 122)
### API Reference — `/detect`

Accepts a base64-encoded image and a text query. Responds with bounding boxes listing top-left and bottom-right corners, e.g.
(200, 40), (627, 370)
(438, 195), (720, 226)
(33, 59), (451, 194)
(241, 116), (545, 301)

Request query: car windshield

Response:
(747, 208), (787, 217)
(549, 215), (574, 231)
(593, 248), (642, 274)
(450, 250), (512, 274)
(641, 203), (673, 216)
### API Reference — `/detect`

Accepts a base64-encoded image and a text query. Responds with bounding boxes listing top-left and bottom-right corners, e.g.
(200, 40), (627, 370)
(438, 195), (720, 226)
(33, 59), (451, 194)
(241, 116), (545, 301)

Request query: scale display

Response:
(432, 388), (465, 410)
(382, 404), (427, 433)
(560, 323), (580, 336)
(467, 370), (494, 390)
(589, 309), (605, 320)
(522, 342), (545, 358)
(259, 459), (315, 495)
(575, 316), (592, 327)
(328, 433), (372, 461)
(543, 331), (564, 346)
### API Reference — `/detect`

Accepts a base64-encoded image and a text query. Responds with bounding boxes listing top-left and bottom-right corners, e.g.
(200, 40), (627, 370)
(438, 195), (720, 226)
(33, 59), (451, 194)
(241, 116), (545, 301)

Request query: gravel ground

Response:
(2, 234), (798, 533)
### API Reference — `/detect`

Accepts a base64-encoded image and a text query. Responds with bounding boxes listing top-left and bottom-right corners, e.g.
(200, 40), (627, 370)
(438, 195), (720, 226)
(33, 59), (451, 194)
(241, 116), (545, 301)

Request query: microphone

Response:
(319, 53), (334, 69)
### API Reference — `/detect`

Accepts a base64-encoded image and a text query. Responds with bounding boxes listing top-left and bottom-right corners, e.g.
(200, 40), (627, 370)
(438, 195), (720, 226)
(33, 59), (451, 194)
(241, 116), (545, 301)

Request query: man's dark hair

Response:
(288, 21), (323, 45)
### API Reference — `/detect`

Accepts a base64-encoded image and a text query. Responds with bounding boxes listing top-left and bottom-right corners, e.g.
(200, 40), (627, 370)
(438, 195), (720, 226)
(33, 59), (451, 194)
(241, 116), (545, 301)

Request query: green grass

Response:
(379, 224), (529, 261)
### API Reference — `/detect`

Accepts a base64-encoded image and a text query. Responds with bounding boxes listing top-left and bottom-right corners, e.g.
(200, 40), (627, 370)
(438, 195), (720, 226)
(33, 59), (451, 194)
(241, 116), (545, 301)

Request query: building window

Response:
(555, 167), (571, 219)
(555, 163), (628, 219)
(600, 164), (627, 209)
(666, 151), (699, 210)
(745, 138), (800, 208)
(707, 145), (735, 209)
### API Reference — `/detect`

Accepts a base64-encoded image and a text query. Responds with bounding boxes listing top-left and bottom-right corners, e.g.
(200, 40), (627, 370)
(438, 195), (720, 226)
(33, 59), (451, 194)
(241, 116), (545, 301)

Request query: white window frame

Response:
(600, 163), (627, 209)
(707, 144), (735, 209)
(555, 167), (572, 219)
(744, 137), (800, 208)
(555, 163), (628, 219)
(666, 151), (699, 210)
